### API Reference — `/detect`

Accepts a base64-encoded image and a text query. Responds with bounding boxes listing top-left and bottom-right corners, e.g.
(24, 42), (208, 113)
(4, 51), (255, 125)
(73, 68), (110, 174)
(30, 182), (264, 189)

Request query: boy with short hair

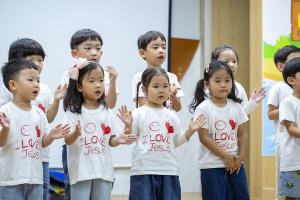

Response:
(60, 28), (119, 199)
(0, 59), (70, 200)
(0, 38), (67, 200)
(132, 30), (183, 111)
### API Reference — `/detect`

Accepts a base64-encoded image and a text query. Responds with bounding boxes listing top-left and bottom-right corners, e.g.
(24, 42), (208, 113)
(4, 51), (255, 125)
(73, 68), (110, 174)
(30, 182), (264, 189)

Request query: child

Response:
(267, 45), (300, 199)
(189, 60), (249, 200)
(279, 57), (300, 200)
(118, 67), (206, 200)
(211, 44), (266, 115)
(0, 38), (67, 200)
(132, 30), (183, 111)
(0, 59), (70, 200)
(60, 29), (119, 199)
(63, 61), (136, 200)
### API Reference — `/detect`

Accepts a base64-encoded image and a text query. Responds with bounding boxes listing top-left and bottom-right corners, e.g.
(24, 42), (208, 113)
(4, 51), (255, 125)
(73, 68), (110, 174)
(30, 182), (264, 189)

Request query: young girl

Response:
(118, 67), (206, 200)
(211, 44), (265, 115)
(63, 61), (136, 200)
(189, 60), (249, 200)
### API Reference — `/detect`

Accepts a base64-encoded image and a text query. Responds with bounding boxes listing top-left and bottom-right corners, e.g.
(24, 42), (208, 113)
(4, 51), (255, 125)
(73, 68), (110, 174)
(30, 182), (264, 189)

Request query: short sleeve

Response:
(107, 109), (121, 136)
(60, 70), (70, 86)
(168, 73), (184, 98)
(279, 99), (295, 123)
(267, 85), (279, 107)
(236, 104), (248, 125)
(131, 110), (139, 136)
(132, 73), (145, 101)
(63, 111), (78, 132)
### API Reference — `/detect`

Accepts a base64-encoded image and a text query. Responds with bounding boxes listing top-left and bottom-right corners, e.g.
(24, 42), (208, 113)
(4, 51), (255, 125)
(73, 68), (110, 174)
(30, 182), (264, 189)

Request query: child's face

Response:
(10, 68), (40, 101)
(77, 68), (104, 103)
(143, 75), (169, 108)
(25, 55), (44, 74)
(288, 72), (300, 93)
(217, 50), (238, 75)
(205, 69), (232, 101)
(72, 39), (102, 63)
(139, 37), (166, 67)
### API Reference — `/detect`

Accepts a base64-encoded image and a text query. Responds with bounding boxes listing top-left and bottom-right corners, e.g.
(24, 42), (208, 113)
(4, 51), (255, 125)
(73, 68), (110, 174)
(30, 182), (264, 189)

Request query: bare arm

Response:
(237, 123), (248, 161)
(268, 104), (279, 120)
(170, 96), (182, 112)
(46, 84), (67, 123)
(283, 120), (300, 138)
(0, 113), (10, 147)
(64, 121), (81, 145)
(105, 66), (118, 108)
(43, 124), (70, 147)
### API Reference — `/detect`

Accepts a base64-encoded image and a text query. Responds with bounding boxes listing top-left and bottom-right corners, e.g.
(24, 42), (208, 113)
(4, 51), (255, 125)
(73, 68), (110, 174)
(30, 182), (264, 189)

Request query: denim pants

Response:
(43, 162), (50, 200)
(62, 144), (70, 200)
(201, 165), (249, 200)
(129, 175), (181, 200)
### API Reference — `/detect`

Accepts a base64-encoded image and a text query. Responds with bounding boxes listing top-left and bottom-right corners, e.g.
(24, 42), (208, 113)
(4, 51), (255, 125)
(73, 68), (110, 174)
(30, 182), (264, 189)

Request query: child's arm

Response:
(234, 123), (248, 173)
(283, 120), (300, 138)
(43, 124), (70, 147)
(0, 113), (10, 146)
(64, 121), (81, 145)
(268, 104), (279, 120)
(199, 128), (235, 174)
(46, 84), (67, 123)
(170, 83), (182, 112)
(109, 134), (137, 147)
(243, 87), (266, 115)
(174, 114), (206, 146)
(105, 65), (118, 109)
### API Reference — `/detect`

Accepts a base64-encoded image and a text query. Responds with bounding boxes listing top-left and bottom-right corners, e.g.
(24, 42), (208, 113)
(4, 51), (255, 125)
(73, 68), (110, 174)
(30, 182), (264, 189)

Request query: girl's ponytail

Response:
(189, 79), (206, 113)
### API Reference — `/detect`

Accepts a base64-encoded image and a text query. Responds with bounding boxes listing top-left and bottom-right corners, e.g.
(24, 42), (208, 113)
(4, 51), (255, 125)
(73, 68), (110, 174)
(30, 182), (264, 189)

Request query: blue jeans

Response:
(0, 184), (43, 200)
(129, 175), (181, 200)
(201, 165), (249, 200)
(62, 144), (70, 200)
(43, 162), (50, 200)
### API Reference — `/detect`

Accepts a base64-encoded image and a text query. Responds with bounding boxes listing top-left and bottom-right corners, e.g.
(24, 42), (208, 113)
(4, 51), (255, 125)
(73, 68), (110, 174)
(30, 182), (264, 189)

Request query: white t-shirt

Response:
(235, 81), (257, 115)
(0, 83), (53, 162)
(194, 99), (248, 169)
(0, 102), (49, 186)
(130, 105), (186, 176)
(279, 95), (300, 171)
(131, 71), (184, 109)
(64, 105), (118, 185)
(267, 81), (293, 144)
(61, 69), (119, 95)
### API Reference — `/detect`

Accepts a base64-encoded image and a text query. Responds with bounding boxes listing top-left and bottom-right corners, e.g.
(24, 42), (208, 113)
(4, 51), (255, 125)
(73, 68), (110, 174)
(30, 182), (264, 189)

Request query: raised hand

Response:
(0, 112), (10, 129)
(188, 114), (206, 132)
(250, 87), (266, 103)
(117, 106), (132, 127)
(54, 84), (68, 101)
(169, 83), (180, 99)
(116, 134), (137, 145)
(50, 124), (70, 139)
(106, 65), (118, 83)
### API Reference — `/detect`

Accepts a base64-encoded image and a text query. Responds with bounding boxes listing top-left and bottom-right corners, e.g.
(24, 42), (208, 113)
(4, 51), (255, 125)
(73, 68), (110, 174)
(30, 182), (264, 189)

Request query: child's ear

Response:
(71, 49), (78, 58)
(8, 80), (17, 92)
(286, 77), (295, 86)
(276, 63), (284, 72)
(204, 80), (209, 88)
(138, 49), (146, 59)
(141, 85), (147, 95)
(77, 84), (82, 92)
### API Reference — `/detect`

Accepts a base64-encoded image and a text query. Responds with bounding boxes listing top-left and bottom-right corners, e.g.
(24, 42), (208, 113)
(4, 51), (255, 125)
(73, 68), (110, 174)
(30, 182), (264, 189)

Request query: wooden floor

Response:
(111, 193), (201, 200)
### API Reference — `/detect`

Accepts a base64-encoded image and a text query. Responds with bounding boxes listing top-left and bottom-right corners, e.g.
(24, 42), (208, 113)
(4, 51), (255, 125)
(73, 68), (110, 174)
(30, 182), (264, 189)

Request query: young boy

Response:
(0, 38), (67, 200)
(0, 59), (70, 200)
(267, 45), (300, 199)
(132, 31), (183, 111)
(60, 29), (119, 200)
(279, 57), (300, 199)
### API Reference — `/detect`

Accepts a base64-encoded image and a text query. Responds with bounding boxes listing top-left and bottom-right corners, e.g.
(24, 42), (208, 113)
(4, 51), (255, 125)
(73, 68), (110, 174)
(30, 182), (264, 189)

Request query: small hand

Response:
(234, 155), (243, 174)
(188, 114), (206, 132)
(169, 83), (180, 99)
(50, 124), (70, 139)
(54, 84), (68, 101)
(250, 87), (266, 103)
(117, 106), (132, 127)
(74, 120), (81, 136)
(0, 112), (10, 129)
(106, 65), (118, 83)
(116, 134), (137, 145)
(223, 154), (235, 174)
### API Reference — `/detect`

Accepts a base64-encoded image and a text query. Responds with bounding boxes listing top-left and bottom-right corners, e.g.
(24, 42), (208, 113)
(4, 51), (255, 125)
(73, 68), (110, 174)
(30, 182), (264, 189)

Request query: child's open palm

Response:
(250, 87), (266, 103)
(50, 124), (70, 139)
(117, 106), (132, 127)
(170, 83), (180, 99)
(116, 134), (137, 145)
(0, 112), (10, 129)
(106, 65), (118, 83)
(54, 84), (68, 101)
(188, 114), (206, 132)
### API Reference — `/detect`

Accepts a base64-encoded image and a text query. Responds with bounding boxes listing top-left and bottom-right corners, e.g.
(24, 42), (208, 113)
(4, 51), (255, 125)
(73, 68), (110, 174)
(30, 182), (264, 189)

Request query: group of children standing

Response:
(0, 28), (298, 200)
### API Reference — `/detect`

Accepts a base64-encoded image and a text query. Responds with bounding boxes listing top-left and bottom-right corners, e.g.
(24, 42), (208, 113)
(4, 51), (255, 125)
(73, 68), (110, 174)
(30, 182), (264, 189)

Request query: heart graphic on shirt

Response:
(165, 122), (174, 134)
(229, 119), (236, 130)
(35, 125), (41, 137)
(37, 103), (46, 113)
(101, 123), (111, 135)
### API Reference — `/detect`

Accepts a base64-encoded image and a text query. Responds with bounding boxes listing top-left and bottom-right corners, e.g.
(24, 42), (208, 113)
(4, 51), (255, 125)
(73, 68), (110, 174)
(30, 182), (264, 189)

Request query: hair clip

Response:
(205, 64), (210, 73)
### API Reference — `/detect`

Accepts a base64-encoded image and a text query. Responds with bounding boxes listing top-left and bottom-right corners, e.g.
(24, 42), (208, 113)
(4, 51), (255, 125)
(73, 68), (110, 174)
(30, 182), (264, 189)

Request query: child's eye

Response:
(85, 47), (91, 50)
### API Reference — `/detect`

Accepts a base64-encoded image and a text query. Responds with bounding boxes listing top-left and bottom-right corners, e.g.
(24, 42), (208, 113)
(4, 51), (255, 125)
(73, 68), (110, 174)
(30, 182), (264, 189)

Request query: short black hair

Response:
(70, 29), (103, 49)
(2, 59), (39, 91)
(282, 57), (300, 88)
(137, 31), (166, 50)
(8, 38), (46, 61)
(274, 45), (300, 65)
